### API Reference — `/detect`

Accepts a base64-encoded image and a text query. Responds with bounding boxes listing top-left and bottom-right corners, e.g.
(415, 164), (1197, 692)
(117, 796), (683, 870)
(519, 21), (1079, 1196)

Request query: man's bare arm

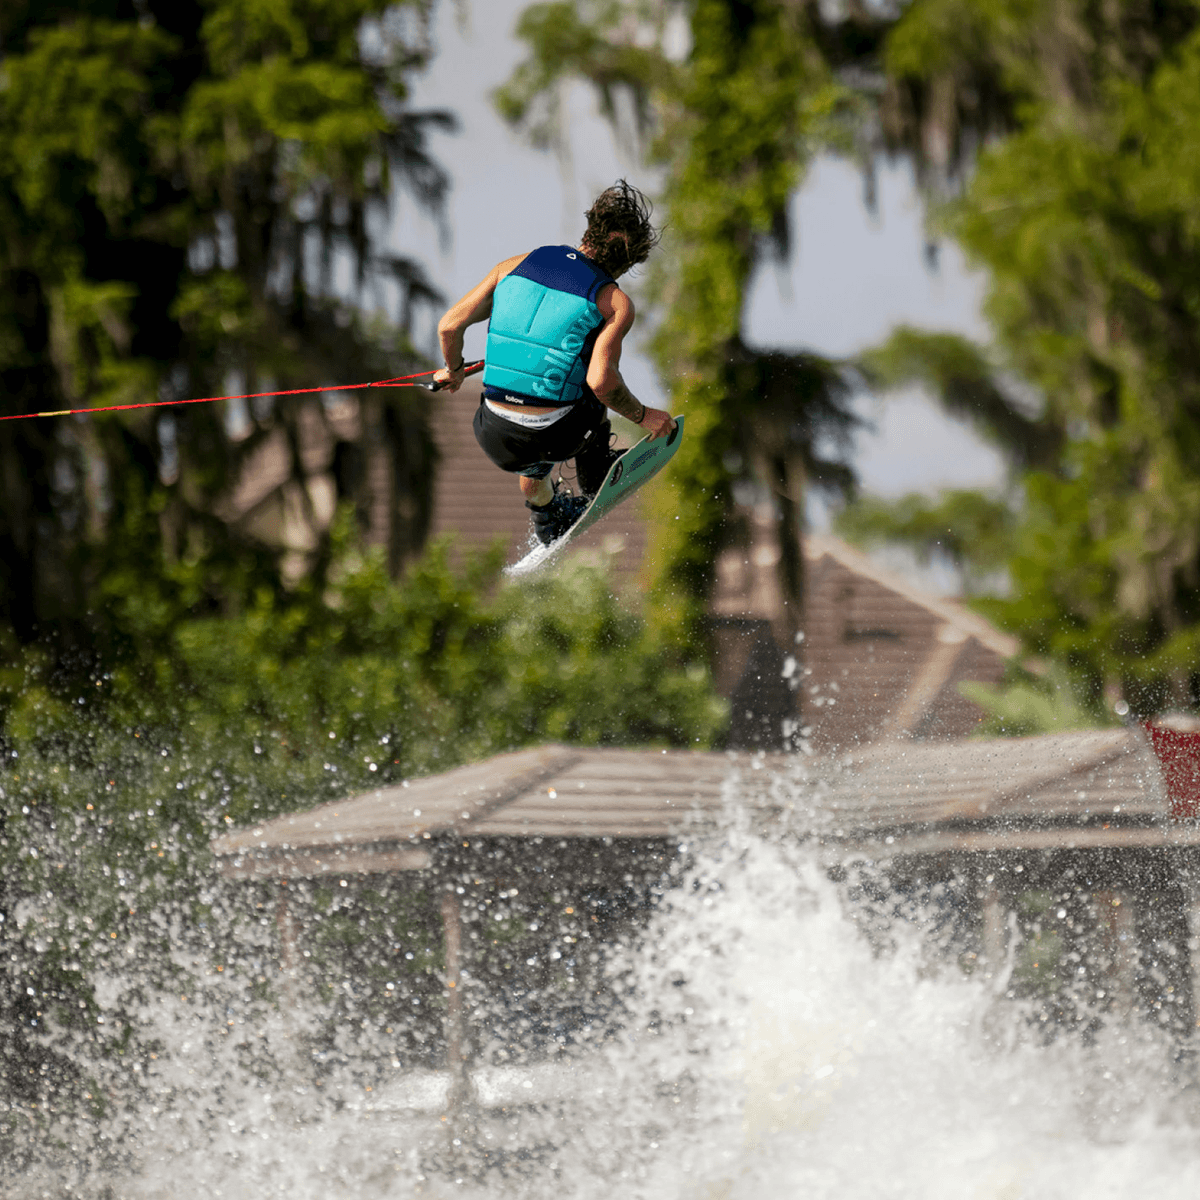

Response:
(587, 287), (676, 439)
(433, 253), (528, 391)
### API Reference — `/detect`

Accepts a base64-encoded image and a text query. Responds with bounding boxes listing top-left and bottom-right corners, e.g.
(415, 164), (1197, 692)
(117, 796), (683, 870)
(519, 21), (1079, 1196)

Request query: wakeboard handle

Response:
(414, 360), (485, 392)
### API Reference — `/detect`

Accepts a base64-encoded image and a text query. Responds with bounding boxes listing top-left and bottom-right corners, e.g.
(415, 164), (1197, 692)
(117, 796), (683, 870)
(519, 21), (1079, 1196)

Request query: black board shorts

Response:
(473, 394), (608, 480)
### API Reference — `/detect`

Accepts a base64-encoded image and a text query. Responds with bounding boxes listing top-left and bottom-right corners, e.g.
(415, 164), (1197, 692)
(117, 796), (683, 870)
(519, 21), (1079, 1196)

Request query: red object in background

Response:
(1143, 723), (1200, 819)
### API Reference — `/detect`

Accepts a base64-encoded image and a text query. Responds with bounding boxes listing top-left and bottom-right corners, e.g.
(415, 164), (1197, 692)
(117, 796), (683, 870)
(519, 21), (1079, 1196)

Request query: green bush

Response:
(958, 662), (1112, 739)
(4, 523), (727, 813)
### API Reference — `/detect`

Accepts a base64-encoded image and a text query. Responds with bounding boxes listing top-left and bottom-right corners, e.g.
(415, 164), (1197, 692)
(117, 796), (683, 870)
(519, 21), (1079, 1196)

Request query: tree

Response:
(0, 0), (452, 652)
(861, 1), (1200, 714)
(503, 1), (1200, 716)
(497, 0), (868, 643)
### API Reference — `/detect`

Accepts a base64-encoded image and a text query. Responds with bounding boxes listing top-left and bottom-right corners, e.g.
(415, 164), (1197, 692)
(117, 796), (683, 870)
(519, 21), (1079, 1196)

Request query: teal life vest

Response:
(483, 246), (615, 407)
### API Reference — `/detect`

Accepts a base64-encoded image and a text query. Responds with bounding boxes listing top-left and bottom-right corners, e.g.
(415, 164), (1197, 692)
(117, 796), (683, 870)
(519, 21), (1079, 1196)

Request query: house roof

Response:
(711, 522), (1018, 656)
(709, 507), (1021, 745)
(798, 535), (1017, 745)
(210, 728), (1198, 880)
(803, 534), (1019, 659)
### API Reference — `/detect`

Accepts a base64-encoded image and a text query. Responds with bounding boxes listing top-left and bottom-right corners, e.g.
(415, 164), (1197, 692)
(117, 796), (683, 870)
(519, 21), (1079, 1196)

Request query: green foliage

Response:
(0, 0), (448, 645)
(4, 523), (727, 825)
(958, 663), (1112, 739)
(867, 3), (1200, 713)
(880, 0), (1199, 178)
(834, 488), (1017, 595)
(497, 0), (674, 144)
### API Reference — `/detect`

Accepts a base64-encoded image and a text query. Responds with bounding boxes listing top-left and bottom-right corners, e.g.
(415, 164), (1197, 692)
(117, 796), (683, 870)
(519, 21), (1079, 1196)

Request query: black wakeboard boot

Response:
(526, 484), (588, 545)
(574, 418), (621, 498)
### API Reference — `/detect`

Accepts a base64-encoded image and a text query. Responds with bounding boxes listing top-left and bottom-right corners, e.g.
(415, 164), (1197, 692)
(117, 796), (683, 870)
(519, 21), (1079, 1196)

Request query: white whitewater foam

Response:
(17, 802), (1200, 1199)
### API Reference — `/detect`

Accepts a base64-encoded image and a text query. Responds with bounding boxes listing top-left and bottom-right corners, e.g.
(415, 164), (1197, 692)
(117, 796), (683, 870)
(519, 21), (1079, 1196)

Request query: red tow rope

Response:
(0, 361), (484, 423)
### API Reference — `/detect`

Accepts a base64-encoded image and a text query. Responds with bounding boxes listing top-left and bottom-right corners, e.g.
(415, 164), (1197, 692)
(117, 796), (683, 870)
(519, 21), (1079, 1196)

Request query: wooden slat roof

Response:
(210, 728), (1200, 880)
(804, 727), (1197, 853)
(211, 746), (754, 879)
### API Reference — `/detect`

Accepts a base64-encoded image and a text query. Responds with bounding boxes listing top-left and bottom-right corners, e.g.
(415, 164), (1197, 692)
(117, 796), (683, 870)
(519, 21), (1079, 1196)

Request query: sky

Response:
(391, 1), (1008, 513)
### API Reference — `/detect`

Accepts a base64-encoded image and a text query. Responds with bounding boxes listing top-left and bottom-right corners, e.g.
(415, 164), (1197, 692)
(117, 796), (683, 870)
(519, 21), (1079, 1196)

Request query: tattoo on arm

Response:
(596, 379), (645, 424)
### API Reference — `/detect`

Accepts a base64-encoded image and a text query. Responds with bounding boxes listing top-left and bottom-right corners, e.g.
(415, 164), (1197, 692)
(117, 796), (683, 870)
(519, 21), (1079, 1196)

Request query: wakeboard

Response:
(504, 414), (686, 578)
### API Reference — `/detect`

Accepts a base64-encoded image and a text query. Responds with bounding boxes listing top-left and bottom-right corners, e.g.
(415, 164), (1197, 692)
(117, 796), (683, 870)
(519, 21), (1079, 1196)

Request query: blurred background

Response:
(8, 0), (1199, 757)
(6, 2), (1200, 1186)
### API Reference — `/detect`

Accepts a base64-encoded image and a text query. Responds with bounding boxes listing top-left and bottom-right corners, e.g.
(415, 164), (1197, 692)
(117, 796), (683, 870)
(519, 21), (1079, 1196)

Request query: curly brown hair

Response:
(581, 180), (661, 278)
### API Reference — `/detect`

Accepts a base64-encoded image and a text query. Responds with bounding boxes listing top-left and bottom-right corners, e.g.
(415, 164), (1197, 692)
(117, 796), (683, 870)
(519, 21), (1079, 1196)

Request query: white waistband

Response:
(484, 399), (570, 429)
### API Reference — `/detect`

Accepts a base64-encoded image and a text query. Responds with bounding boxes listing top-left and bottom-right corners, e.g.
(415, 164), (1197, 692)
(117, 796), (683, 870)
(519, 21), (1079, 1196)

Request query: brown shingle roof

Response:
(710, 512), (1020, 746)
(798, 537), (1014, 746)
(804, 535), (1019, 658)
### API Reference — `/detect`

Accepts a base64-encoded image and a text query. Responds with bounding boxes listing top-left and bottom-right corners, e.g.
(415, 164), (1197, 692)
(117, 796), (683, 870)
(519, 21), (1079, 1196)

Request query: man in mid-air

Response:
(433, 180), (676, 545)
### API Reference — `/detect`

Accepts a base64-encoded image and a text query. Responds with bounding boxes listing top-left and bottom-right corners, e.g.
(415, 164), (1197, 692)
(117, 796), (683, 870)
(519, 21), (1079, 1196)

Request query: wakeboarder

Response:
(432, 181), (676, 545)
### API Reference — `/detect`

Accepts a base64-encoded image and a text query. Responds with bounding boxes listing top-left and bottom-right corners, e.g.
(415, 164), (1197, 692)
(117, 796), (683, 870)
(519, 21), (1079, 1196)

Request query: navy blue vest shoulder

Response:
(483, 246), (616, 407)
